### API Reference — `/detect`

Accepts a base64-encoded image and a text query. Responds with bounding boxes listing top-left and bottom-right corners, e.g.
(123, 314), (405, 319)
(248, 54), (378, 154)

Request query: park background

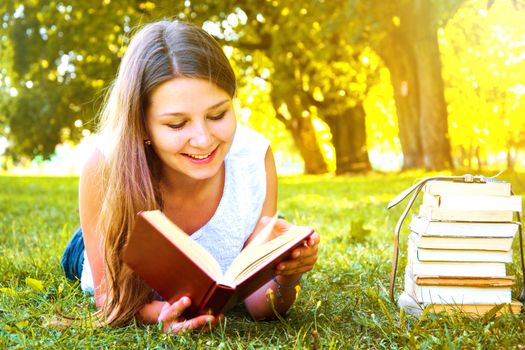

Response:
(2, 0), (525, 348)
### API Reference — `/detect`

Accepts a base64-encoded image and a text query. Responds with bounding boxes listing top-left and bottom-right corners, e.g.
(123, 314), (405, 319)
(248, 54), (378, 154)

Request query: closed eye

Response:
(167, 121), (187, 129)
(207, 111), (226, 121)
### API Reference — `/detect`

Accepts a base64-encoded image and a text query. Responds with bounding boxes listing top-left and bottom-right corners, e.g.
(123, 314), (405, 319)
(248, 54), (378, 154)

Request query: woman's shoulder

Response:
(79, 135), (108, 181)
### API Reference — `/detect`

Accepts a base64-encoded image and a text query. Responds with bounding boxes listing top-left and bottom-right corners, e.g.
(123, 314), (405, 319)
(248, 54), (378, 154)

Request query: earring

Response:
(144, 140), (152, 146)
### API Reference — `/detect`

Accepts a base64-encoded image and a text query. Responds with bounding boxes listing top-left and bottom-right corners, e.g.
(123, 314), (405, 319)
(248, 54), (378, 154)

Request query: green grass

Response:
(2, 171), (525, 349)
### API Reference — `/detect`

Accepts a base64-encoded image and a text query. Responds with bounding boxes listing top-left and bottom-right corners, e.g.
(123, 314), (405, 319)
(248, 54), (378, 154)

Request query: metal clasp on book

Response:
(464, 174), (475, 183)
(456, 174), (486, 183)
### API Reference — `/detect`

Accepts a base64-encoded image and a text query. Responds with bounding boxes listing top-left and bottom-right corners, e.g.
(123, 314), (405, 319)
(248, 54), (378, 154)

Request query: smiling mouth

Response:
(186, 153), (210, 159)
(182, 146), (218, 160)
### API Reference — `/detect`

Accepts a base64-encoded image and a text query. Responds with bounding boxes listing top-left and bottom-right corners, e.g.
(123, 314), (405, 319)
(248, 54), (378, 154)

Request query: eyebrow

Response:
(157, 99), (230, 118)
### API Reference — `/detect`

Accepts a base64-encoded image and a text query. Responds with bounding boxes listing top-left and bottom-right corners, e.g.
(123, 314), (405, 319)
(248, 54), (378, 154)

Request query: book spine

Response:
(199, 284), (236, 316)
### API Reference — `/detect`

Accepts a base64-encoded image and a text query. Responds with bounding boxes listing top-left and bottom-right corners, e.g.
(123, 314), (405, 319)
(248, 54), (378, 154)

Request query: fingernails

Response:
(206, 316), (213, 323)
(182, 297), (190, 305)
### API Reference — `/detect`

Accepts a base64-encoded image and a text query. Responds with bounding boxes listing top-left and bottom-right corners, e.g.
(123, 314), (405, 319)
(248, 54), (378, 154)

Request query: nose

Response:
(188, 121), (212, 148)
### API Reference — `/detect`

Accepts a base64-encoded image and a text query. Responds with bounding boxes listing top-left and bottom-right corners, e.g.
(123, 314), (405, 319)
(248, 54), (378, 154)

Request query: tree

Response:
(223, 0), (383, 173)
(1, 0), (332, 173)
(358, 0), (459, 170)
(0, 0), (140, 158)
(441, 0), (525, 170)
(223, 2), (329, 174)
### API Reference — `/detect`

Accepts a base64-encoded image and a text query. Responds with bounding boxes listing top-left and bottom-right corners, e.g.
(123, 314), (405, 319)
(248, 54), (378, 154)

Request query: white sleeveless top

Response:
(81, 123), (270, 292)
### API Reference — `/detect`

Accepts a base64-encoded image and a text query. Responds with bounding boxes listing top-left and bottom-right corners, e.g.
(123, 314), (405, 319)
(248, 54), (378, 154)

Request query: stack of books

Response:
(400, 180), (523, 316)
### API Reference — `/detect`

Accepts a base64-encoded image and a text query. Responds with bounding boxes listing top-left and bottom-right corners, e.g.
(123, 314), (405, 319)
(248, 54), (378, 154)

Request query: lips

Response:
(182, 146), (219, 164)
(186, 153), (211, 160)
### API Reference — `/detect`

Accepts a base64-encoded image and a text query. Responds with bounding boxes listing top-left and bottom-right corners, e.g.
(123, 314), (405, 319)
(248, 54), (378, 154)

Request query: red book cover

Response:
(123, 212), (223, 317)
(123, 210), (312, 318)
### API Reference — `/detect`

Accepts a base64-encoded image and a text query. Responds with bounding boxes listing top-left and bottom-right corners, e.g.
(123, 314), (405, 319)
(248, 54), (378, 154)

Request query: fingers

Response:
(273, 218), (293, 232)
(307, 232), (321, 247)
(291, 237), (319, 261)
(276, 231), (320, 275)
(247, 217), (294, 247)
(158, 297), (191, 324)
(159, 297), (223, 334)
(277, 256), (318, 275)
(167, 314), (219, 334)
(276, 250), (318, 275)
(261, 217), (293, 238)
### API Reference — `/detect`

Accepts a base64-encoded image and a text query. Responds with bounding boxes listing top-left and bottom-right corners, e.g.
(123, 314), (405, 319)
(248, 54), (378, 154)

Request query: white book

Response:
(408, 249), (507, 277)
(409, 231), (514, 251)
(410, 215), (518, 238)
(410, 261), (506, 277)
(423, 181), (511, 196)
(408, 236), (512, 263)
(405, 274), (511, 304)
(422, 193), (522, 212)
(419, 204), (515, 223)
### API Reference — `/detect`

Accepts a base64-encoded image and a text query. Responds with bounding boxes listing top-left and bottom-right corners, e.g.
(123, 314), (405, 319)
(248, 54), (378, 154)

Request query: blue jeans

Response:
(61, 227), (85, 281)
(60, 227), (164, 300)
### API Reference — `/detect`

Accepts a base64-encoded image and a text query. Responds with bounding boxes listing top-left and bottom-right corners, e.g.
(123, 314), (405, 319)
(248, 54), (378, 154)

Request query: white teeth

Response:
(188, 153), (210, 159)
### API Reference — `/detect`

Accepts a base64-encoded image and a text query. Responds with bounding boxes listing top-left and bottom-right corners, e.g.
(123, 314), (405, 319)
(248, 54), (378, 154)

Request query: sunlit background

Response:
(0, 0), (524, 175)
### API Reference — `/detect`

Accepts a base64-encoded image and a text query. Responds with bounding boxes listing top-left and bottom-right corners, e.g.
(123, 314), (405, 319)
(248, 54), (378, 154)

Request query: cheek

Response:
(152, 129), (188, 152)
(217, 118), (237, 141)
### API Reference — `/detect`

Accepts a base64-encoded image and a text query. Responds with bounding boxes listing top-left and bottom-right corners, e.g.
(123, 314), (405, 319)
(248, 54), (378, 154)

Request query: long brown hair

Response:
(95, 20), (236, 326)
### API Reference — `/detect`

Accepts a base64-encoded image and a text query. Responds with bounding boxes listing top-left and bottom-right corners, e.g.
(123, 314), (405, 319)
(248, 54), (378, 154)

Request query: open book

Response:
(123, 210), (313, 318)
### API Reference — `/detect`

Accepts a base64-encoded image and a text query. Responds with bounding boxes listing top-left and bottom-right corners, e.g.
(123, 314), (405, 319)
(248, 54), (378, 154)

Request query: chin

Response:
(185, 164), (224, 181)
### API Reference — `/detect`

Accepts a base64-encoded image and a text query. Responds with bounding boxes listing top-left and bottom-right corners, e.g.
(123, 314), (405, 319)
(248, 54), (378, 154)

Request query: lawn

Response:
(2, 171), (525, 349)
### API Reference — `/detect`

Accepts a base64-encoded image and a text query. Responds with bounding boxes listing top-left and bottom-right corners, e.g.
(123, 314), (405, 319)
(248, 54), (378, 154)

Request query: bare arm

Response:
(78, 148), (106, 308)
(80, 148), (222, 332)
(243, 147), (320, 320)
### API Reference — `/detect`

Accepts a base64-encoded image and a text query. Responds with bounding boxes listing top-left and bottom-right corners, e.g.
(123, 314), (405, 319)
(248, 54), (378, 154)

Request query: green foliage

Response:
(0, 0), (204, 158)
(441, 0), (525, 166)
(3, 172), (525, 348)
(1, 0), (525, 171)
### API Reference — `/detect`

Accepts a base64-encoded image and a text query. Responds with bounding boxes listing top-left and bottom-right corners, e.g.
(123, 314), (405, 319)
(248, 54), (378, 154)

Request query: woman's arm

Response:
(78, 148), (107, 308)
(244, 219), (320, 320)
(243, 147), (320, 320)
(80, 149), (221, 332)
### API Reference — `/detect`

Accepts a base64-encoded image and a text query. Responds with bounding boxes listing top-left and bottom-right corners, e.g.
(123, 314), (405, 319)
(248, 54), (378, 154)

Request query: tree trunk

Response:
(288, 116), (329, 174)
(378, 31), (423, 169)
(410, 0), (453, 170)
(375, 0), (453, 171)
(274, 94), (328, 174)
(506, 145), (515, 172)
(325, 104), (372, 174)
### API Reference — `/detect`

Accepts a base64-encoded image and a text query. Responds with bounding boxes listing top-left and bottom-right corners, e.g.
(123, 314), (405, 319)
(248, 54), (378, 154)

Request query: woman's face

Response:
(146, 77), (236, 182)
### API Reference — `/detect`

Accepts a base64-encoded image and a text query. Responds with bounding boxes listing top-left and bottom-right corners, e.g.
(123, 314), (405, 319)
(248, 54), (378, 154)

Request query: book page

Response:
(243, 214), (278, 247)
(142, 211), (223, 280)
(224, 225), (311, 284)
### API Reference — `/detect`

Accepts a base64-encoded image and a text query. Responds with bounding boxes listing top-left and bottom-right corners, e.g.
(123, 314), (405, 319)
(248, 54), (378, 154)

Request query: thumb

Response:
(273, 218), (293, 233)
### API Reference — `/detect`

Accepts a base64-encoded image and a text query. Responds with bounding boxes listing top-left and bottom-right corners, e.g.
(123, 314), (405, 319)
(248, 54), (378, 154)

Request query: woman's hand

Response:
(276, 230), (320, 276)
(252, 216), (320, 276)
(243, 217), (320, 320)
(157, 297), (222, 334)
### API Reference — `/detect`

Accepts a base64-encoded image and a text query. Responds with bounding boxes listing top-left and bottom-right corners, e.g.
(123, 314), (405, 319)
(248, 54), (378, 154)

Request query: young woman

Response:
(61, 20), (320, 333)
